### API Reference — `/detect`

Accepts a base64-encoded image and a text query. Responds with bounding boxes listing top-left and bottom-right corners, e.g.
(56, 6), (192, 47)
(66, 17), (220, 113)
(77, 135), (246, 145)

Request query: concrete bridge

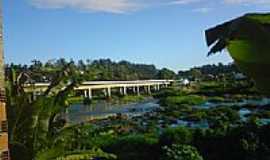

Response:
(23, 80), (174, 99)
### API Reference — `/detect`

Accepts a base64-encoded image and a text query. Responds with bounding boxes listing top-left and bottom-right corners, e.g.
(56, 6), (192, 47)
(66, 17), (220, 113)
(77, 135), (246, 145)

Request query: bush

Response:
(163, 95), (205, 106)
(159, 127), (193, 146)
(105, 134), (159, 160)
(162, 144), (203, 160)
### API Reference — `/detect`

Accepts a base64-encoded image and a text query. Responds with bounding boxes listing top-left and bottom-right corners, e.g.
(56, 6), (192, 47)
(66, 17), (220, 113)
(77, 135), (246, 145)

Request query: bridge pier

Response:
(120, 87), (123, 95)
(107, 87), (111, 98)
(103, 89), (107, 97)
(33, 91), (37, 101)
(136, 86), (140, 96)
(147, 85), (151, 94)
(120, 86), (127, 96)
(123, 86), (127, 95)
(88, 88), (92, 99)
(84, 90), (87, 98)
(133, 87), (136, 94)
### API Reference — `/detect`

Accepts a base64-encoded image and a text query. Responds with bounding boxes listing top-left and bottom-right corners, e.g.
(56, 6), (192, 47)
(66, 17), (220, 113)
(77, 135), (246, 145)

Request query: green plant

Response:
(162, 144), (203, 160)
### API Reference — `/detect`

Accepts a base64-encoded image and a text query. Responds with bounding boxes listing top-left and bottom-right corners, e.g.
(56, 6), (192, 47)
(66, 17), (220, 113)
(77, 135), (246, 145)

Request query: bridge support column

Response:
(119, 87), (127, 96)
(123, 86), (127, 96)
(33, 91), (37, 101)
(120, 87), (123, 95)
(147, 85), (151, 94)
(103, 89), (107, 97)
(107, 87), (111, 98)
(157, 84), (160, 91)
(84, 90), (88, 98)
(136, 86), (140, 96)
(133, 87), (136, 94)
(88, 88), (92, 99)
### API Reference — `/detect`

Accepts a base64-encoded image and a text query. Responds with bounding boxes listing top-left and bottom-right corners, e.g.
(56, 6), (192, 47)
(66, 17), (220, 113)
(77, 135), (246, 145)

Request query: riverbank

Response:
(67, 95), (151, 105)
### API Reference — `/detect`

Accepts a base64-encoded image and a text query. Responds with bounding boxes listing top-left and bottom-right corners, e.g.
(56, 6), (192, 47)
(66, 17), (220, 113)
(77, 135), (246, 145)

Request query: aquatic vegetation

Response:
(161, 95), (205, 106)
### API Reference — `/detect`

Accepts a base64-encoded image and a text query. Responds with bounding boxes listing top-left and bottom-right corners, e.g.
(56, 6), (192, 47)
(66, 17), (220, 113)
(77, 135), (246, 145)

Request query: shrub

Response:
(164, 95), (205, 106)
(159, 127), (193, 146)
(162, 144), (203, 160)
(105, 134), (159, 160)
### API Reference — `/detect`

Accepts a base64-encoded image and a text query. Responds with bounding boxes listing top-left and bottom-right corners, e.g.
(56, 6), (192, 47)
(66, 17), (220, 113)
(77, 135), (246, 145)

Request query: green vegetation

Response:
(119, 95), (146, 103)
(6, 59), (270, 160)
(162, 144), (203, 160)
(7, 65), (114, 160)
(205, 13), (270, 93)
(162, 95), (205, 106)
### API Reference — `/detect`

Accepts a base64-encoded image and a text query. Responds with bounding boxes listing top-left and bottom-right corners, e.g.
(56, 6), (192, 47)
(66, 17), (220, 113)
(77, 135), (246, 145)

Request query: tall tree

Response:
(0, 1), (10, 159)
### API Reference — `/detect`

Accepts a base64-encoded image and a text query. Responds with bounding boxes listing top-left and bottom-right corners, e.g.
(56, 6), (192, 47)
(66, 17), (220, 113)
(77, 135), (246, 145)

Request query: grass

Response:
(67, 95), (148, 105)
(67, 96), (84, 104)
(163, 95), (206, 106)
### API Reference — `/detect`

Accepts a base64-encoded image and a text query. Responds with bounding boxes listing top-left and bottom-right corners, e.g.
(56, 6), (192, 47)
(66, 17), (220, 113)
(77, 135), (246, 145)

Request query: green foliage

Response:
(206, 107), (240, 131)
(7, 58), (170, 82)
(106, 134), (159, 160)
(67, 96), (84, 104)
(6, 66), (115, 160)
(156, 68), (176, 79)
(36, 148), (116, 160)
(163, 95), (205, 106)
(159, 127), (193, 146)
(207, 96), (225, 103)
(83, 98), (92, 105)
(205, 13), (270, 55)
(162, 144), (203, 160)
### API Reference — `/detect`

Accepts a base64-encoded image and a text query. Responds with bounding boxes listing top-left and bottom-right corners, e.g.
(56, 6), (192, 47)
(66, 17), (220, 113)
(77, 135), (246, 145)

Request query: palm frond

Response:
(205, 13), (270, 56)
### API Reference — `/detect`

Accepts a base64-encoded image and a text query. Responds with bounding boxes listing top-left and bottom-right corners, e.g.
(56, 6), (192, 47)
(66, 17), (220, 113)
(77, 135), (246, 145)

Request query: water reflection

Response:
(67, 99), (160, 124)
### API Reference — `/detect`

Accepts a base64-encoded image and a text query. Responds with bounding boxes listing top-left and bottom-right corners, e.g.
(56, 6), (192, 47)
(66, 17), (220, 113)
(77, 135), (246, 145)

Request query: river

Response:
(67, 98), (160, 124)
(66, 97), (270, 127)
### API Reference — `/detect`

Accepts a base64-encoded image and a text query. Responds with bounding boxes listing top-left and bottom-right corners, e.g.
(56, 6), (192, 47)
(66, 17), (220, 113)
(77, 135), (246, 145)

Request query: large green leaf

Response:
(205, 13), (270, 93)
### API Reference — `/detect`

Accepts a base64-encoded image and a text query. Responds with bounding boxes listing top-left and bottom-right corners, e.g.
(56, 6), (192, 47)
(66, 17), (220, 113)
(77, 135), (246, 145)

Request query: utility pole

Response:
(0, 1), (10, 159)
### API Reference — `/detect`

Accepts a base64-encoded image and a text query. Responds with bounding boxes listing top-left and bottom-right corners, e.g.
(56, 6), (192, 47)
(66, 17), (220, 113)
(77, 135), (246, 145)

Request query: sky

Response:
(3, 0), (270, 71)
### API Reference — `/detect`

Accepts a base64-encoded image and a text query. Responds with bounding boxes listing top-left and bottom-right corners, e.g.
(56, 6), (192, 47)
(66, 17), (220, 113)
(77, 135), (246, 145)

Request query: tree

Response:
(156, 68), (176, 80)
(190, 69), (202, 81)
(6, 65), (114, 160)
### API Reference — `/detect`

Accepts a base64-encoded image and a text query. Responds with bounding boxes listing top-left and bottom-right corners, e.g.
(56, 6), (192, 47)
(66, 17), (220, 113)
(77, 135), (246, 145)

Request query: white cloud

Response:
(30, 0), (205, 13)
(224, 0), (270, 5)
(30, 0), (140, 13)
(192, 7), (212, 13)
(169, 0), (202, 5)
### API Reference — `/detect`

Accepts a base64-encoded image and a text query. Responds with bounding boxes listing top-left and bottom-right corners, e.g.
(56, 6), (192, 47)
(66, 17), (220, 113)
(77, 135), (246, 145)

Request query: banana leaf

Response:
(205, 13), (270, 94)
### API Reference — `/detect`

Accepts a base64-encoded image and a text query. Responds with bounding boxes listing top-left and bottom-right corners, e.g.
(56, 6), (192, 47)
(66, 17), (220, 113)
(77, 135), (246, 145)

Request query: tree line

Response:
(5, 59), (240, 83)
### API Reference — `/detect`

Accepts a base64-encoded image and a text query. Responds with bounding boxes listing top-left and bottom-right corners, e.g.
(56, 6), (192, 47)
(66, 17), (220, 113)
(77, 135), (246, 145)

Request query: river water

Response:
(67, 99), (160, 124)
(67, 97), (270, 127)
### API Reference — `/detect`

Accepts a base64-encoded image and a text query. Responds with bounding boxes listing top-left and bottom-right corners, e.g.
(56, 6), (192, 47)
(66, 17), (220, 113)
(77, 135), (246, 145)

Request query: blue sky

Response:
(3, 0), (270, 71)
